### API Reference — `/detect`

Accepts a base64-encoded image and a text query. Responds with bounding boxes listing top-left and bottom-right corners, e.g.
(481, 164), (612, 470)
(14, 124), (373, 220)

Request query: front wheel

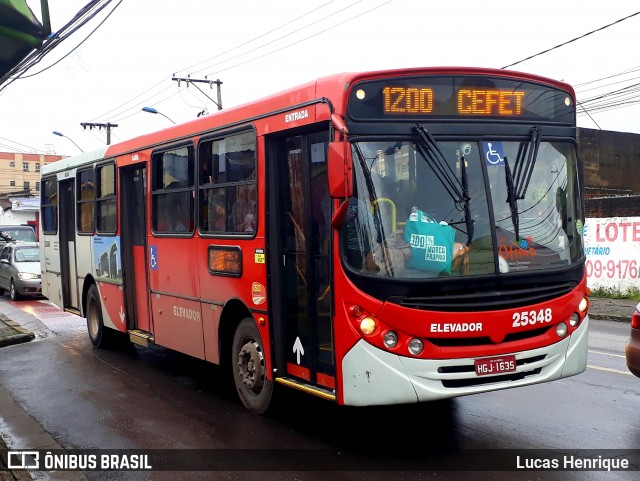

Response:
(10, 279), (19, 301)
(231, 318), (273, 414)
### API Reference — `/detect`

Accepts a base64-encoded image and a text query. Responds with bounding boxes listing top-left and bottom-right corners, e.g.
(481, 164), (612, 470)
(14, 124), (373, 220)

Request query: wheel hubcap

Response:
(237, 340), (265, 392)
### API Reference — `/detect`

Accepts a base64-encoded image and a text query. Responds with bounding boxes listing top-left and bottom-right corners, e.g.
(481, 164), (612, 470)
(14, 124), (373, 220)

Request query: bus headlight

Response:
(556, 322), (568, 338)
(383, 331), (398, 349)
(408, 338), (424, 355)
(569, 312), (580, 327)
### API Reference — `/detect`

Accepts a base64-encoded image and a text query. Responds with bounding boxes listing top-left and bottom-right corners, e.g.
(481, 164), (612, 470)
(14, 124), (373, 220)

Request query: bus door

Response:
(59, 178), (79, 310)
(119, 165), (151, 333)
(268, 130), (335, 392)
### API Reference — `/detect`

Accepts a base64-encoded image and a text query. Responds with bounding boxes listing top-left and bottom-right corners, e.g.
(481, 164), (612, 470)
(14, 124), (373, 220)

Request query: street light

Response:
(141, 106), (176, 124)
(52, 131), (84, 153)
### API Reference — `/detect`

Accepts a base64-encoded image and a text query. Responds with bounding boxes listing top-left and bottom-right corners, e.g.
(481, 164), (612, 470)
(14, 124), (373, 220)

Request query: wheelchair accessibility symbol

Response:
(150, 245), (158, 270)
(482, 141), (505, 166)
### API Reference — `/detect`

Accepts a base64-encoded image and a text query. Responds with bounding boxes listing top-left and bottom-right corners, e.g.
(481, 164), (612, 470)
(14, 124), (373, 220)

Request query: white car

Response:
(0, 242), (42, 300)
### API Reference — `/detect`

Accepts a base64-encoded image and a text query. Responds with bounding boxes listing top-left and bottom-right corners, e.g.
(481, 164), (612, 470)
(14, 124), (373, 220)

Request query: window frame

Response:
(96, 160), (117, 235)
(197, 126), (258, 238)
(41, 176), (58, 235)
(76, 167), (96, 235)
(150, 141), (196, 237)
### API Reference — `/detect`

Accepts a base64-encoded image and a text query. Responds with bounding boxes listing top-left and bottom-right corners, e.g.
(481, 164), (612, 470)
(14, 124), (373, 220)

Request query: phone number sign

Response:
(583, 217), (640, 294)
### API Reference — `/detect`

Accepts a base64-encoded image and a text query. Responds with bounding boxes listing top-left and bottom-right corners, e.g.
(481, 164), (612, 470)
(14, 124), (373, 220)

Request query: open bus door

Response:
(267, 130), (336, 396)
(119, 165), (152, 342)
(58, 178), (79, 311)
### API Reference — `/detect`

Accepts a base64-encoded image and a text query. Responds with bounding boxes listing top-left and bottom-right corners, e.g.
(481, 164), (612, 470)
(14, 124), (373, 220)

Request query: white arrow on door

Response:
(293, 336), (305, 365)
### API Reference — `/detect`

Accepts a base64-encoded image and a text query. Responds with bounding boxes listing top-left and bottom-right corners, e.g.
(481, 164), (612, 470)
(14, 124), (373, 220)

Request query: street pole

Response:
(80, 122), (118, 145)
(172, 76), (223, 111)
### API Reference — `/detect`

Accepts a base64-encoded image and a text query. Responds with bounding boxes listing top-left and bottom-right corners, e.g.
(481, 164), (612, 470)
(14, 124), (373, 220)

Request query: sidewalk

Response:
(587, 296), (637, 322)
(0, 316), (33, 349)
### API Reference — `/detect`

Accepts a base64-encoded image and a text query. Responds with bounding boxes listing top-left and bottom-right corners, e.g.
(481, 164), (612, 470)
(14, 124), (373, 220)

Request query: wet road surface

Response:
(0, 298), (638, 481)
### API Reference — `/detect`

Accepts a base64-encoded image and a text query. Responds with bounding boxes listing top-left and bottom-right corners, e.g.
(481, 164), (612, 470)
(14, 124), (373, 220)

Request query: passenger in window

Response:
(212, 195), (227, 231)
(232, 184), (256, 233)
(157, 201), (189, 232)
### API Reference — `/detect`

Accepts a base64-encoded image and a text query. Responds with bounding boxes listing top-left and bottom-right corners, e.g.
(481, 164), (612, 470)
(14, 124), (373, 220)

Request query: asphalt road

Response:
(0, 298), (638, 481)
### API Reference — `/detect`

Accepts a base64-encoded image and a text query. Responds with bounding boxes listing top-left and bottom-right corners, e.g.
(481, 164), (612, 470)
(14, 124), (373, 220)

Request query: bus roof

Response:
(41, 67), (574, 176)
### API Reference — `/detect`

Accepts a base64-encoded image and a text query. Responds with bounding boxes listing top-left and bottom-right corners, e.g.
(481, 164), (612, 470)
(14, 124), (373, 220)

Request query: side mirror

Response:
(0, 259), (8, 264)
(327, 141), (353, 199)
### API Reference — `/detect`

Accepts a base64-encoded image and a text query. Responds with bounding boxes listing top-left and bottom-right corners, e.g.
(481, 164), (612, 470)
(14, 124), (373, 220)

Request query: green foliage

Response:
(589, 286), (640, 301)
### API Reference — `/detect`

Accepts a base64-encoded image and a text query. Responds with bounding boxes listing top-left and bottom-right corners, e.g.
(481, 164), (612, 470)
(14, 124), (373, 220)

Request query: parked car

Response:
(0, 242), (42, 300)
(0, 225), (37, 247)
(626, 303), (640, 378)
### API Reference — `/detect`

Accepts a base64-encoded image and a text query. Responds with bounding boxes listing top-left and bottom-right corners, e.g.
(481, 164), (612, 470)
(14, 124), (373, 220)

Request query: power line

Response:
(176, 0), (337, 75)
(90, 1), (392, 124)
(204, 0), (393, 77)
(191, 0), (365, 75)
(0, 0), (119, 92)
(89, 1), (340, 123)
(501, 10), (640, 69)
(18, 0), (123, 80)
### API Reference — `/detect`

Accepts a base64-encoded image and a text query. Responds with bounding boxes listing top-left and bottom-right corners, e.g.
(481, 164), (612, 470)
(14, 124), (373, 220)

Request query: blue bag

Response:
(404, 209), (455, 274)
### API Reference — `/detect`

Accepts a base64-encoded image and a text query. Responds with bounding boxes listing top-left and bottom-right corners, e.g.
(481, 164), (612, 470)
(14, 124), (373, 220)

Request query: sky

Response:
(1, 0), (640, 156)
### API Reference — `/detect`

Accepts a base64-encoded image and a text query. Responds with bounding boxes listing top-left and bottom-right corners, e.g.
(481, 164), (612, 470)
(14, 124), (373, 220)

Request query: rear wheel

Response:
(231, 318), (273, 414)
(86, 284), (107, 347)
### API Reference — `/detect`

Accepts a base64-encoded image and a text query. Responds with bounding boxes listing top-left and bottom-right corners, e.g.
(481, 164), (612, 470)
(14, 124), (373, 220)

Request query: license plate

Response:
(474, 355), (516, 376)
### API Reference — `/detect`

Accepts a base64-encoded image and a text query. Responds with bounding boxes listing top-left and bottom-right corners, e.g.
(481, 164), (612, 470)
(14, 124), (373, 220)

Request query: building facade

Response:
(0, 152), (64, 195)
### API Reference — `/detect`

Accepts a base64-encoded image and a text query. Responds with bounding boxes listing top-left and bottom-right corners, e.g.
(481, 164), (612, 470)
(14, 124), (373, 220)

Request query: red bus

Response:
(40, 67), (589, 413)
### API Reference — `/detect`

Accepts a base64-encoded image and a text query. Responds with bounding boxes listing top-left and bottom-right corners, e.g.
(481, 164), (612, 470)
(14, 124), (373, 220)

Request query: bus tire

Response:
(86, 284), (108, 347)
(231, 318), (273, 414)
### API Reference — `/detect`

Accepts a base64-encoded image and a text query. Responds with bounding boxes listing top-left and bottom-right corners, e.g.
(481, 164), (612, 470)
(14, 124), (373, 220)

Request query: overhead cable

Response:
(501, 10), (640, 69)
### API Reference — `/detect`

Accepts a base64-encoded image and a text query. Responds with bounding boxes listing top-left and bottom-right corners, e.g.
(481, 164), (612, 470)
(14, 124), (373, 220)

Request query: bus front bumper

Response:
(341, 316), (589, 406)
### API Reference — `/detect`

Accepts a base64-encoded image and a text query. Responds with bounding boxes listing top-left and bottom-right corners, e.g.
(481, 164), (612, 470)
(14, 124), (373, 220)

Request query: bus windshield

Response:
(342, 138), (583, 278)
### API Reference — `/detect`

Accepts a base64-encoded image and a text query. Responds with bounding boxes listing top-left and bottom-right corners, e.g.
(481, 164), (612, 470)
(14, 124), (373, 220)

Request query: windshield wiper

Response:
(502, 127), (541, 241)
(513, 126), (541, 200)
(503, 156), (520, 241)
(412, 125), (473, 243)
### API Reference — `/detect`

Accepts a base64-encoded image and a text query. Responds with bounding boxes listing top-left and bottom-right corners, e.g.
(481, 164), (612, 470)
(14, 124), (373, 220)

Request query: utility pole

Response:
(80, 122), (118, 145)
(172, 75), (223, 111)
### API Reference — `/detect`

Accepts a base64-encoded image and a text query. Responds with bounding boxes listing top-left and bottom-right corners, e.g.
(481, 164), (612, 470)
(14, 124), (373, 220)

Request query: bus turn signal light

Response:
(360, 317), (377, 335)
(578, 297), (589, 313)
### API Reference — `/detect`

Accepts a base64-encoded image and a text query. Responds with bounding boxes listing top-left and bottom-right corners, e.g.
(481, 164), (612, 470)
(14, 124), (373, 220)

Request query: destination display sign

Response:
(348, 75), (575, 123)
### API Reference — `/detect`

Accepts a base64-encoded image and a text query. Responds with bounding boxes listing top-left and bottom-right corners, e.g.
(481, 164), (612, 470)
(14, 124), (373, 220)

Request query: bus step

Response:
(64, 307), (81, 316)
(128, 329), (154, 347)
(275, 377), (336, 401)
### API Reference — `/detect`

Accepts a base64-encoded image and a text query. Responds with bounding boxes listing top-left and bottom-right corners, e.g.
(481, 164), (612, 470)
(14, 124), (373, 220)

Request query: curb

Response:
(588, 313), (630, 323)
(0, 318), (34, 348)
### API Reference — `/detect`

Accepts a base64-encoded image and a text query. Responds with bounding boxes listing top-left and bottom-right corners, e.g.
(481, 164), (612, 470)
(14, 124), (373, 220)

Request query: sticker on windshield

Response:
(482, 141), (505, 166)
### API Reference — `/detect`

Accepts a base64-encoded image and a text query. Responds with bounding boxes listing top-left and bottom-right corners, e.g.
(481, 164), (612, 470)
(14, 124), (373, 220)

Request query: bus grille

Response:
(395, 282), (574, 312)
(439, 355), (546, 388)
(441, 368), (542, 388)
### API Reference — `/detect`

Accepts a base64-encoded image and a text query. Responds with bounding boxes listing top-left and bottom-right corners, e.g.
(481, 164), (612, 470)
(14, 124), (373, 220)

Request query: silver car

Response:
(0, 242), (42, 300)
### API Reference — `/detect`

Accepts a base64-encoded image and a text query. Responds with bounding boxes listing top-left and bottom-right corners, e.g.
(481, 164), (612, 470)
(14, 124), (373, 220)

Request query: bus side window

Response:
(198, 130), (256, 235)
(152, 145), (195, 235)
